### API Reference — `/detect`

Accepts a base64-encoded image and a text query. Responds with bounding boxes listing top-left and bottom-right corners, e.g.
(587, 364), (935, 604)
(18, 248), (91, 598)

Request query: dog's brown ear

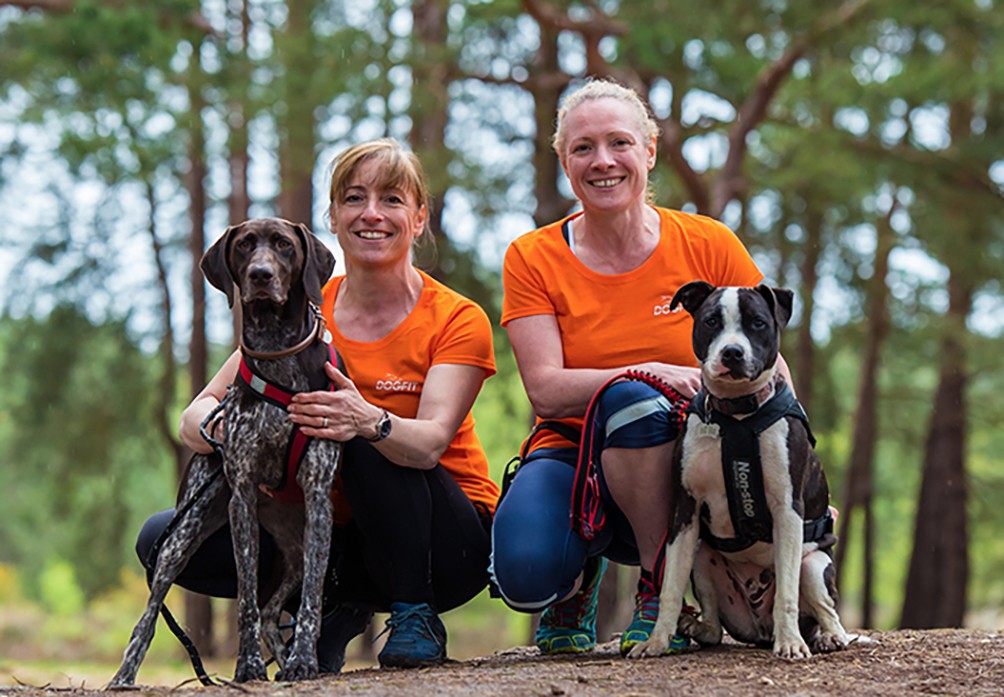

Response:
(755, 285), (794, 330)
(201, 225), (240, 307)
(294, 222), (336, 305)
(670, 280), (715, 316)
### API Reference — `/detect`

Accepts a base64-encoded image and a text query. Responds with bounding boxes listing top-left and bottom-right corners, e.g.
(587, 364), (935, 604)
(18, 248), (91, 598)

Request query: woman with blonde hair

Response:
(492, 79), (787, 656)
(136, 138), (498, 672)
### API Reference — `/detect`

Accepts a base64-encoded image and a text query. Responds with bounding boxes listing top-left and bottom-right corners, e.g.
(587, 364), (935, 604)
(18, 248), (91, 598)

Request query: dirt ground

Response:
(3, 629), (1002, 696)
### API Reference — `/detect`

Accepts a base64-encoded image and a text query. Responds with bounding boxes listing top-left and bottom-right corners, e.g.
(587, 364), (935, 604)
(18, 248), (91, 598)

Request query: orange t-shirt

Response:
(502, 206), (763, 450)
(320, 269), (499, 516)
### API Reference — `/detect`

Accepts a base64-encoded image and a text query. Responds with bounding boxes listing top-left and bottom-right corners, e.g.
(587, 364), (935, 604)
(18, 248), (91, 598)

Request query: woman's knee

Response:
(135, 509), (176, 570)
(596, 380), (679, 448)
(489, 459), (585, 611)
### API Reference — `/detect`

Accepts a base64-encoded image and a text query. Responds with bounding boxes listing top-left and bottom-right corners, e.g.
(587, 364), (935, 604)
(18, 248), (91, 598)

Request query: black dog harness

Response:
(235, 343), (343, 503)
(687, 382), (833, 552)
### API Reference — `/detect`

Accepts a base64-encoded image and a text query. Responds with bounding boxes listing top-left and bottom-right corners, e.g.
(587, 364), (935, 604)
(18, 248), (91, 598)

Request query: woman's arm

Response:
(288, 362), (488, 470)
(178, 350), (241, 453)
(507, 314), (702, 419)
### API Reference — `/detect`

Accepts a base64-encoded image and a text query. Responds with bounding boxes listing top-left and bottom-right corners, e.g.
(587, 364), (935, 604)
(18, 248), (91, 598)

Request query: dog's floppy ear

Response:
(201, 224), (241, 308)
(294, 222), (336, 305)
(754, 285), (794, 330)
(670, 280), (716, 316)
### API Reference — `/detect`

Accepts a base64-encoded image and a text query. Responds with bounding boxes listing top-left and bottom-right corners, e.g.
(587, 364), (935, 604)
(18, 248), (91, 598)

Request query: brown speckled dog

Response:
(110, 218), (338, 686)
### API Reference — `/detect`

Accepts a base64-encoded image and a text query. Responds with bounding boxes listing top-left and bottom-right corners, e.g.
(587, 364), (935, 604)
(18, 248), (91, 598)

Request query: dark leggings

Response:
(136, 438), (492, 613)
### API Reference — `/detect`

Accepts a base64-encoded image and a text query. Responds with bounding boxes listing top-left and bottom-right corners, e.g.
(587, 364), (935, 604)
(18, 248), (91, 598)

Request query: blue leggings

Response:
(490, 380), (682, 611)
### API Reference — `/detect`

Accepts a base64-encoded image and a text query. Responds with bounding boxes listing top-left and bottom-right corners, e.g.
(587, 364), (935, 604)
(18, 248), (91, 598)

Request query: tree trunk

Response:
(899, 271), (970, 628)
(218, 0), (252, 656)
(793, 213), (822, 412)
(184, 59), (214, 657)
(529, 24), (571, 228)
(835, 201), (896, 628)
(409, 0), (454, 283)
(276, 0), (316, 226)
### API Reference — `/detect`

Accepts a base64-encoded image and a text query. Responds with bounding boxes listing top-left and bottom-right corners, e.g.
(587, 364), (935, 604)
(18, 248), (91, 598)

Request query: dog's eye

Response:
(275, 237), (292, 250)
(703, 316), (720, 328)
(236, 238), (253, 251)
(751, 317), (768, 330)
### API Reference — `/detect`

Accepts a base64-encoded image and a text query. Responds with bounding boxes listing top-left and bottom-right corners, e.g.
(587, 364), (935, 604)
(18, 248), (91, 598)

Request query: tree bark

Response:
(793, 212), (822, 413)
(276, 0), (317, 226)
(409, 0), (450, 246)
(183, 55), (214, 657)
(528, 24), (572, 228)
(218, 0), (251, 656)
(835, 200), (896, 629)
(899, 270), (970, 628)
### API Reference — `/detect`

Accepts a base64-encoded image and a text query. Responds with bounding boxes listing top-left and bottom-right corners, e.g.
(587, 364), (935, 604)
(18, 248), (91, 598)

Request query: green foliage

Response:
(472, 330), (532, 484)
(0, 564), (21, 604)
(0, 308), (175, 601)
(37, 558), (85, 617)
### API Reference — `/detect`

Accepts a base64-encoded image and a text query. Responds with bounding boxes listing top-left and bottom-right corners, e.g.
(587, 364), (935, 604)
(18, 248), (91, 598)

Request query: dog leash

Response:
(570, 370), (688, 541)
(143, 425), (227, 687)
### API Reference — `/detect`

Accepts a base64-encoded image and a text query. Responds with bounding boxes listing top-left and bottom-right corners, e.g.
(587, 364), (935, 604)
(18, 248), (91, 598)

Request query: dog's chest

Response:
(679, 413), (794, 545)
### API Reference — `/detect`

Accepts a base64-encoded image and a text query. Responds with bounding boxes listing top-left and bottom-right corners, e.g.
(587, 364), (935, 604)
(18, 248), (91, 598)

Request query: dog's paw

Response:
(107, 670), (138, 690)
(278, 655), (319, 682)
(627, 638), (671, 659)
(677, 610), (701, 637)
(234, 656), (269, 683)
(811, 632), (848, 654)
(106, 680), (139, 691)
(687, 623), (722, 646)
(773, 635), (812, 660)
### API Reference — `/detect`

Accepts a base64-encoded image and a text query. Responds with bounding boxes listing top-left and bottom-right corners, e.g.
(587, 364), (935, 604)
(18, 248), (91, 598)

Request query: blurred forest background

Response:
(1, 0), (1003, 686)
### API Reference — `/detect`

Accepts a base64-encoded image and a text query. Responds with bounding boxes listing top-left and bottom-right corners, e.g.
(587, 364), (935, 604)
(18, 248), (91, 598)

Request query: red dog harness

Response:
(235, 343), (341, 504)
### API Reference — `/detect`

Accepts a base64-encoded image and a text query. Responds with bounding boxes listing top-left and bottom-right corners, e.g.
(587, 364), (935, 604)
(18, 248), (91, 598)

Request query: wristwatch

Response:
(367, 409), (392, 442)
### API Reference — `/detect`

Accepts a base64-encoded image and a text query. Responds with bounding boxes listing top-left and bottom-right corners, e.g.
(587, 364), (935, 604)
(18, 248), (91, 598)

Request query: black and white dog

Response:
(629, 281), (851, 660)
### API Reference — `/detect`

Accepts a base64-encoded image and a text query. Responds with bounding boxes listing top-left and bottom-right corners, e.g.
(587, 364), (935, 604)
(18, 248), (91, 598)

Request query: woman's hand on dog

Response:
(289, 362), (385, 442)
(630, 362), (702, 398)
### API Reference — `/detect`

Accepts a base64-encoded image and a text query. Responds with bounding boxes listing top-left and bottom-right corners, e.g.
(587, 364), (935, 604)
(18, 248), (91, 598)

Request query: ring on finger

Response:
(322, 416), (328, 428)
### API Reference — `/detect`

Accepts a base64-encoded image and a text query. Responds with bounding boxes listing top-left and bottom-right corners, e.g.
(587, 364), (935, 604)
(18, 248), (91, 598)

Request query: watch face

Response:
(369, 410), (392, 442)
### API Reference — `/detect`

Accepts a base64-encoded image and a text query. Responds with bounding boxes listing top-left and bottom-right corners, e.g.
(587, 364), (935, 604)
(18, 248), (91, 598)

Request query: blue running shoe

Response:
(378, 602), (447, 668)
(619, 572), (690, 656)
(535, 556), (608, 655)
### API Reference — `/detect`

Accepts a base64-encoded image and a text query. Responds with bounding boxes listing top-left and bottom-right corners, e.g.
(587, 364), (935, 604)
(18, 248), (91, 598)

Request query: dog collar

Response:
(703, 373), (783, 417)
(240, 303), (329, 360)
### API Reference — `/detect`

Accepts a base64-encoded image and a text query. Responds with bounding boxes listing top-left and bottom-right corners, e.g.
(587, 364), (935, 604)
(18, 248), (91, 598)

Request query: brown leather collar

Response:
(240, 303), (327, 360)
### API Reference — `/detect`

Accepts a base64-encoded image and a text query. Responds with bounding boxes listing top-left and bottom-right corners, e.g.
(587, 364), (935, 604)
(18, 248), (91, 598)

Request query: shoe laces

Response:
(378, 603), (444, 648)
(634, 575), (660, 623)
(545, 590), (595, 629)
(543, 561), (602, 630)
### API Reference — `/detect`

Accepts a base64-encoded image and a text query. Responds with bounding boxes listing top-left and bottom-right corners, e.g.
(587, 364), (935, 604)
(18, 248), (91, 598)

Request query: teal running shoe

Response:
(619, 572), (690, 656)
(535, 556), (608, 655)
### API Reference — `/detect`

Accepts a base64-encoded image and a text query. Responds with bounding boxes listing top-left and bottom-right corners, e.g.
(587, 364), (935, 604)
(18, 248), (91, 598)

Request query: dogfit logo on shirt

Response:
(653, 294), (681, 316)
(375, 373), (421, 393)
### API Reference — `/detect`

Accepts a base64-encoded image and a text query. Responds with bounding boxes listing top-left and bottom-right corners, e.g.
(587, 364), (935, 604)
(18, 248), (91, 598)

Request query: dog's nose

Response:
(248, 264), (274, 285)
(720, 344), (745, 366)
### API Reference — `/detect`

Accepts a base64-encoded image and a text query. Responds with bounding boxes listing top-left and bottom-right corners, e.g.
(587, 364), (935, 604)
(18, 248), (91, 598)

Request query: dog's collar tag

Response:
(322, 328), (333, 343)
(692, 421), (721, 439)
